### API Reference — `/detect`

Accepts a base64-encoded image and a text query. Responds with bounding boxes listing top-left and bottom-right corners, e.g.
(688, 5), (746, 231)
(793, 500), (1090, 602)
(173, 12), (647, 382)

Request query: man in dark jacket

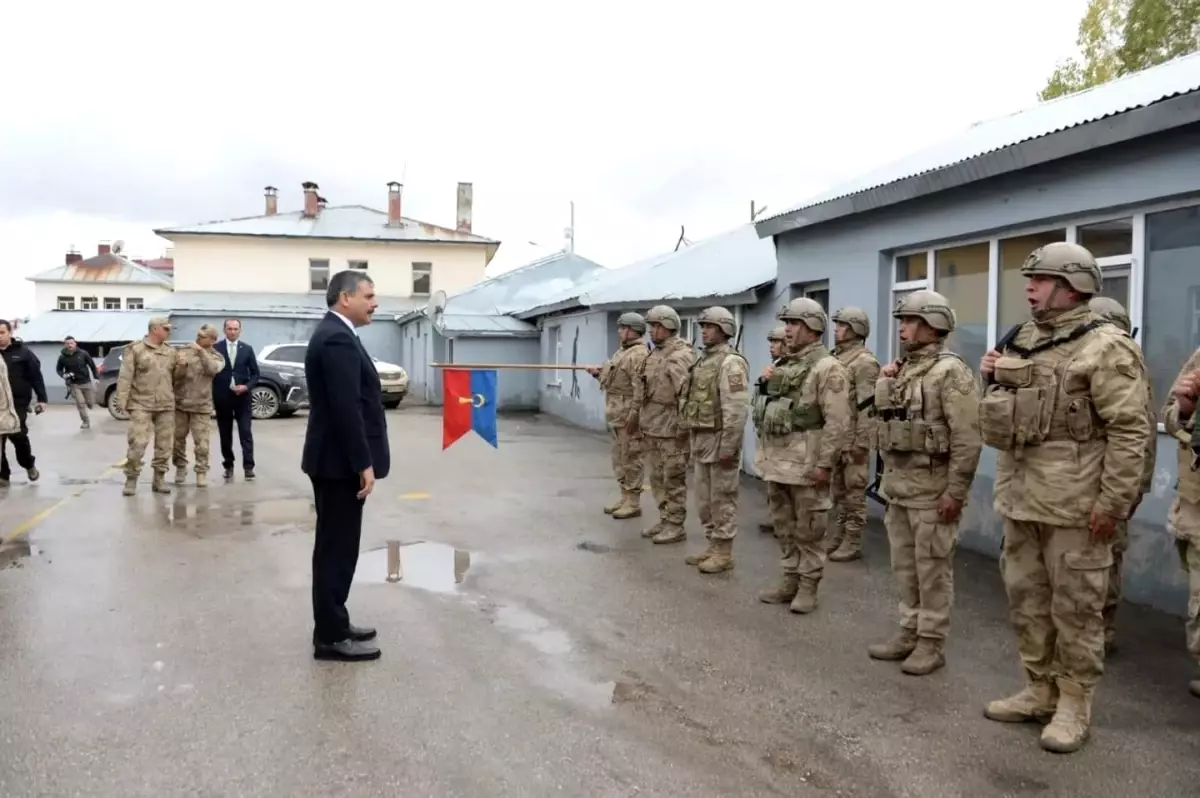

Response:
(56, 335), (99, 429)
(0, 320), (47, 487)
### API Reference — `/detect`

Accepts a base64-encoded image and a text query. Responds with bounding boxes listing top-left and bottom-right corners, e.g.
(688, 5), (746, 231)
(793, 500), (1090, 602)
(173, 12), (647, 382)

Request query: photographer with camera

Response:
(56, 335), (99, 429)
(0, 320), (47, 487)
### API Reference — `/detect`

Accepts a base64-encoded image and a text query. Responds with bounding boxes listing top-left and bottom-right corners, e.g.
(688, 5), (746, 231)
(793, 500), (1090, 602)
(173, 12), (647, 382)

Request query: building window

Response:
(1143, 204), (1200, 417)
(81, 296), (98, 310)
(412, 262), (432, 296)
(310, 259), (330, 291)
(934, 243), (990, 370)
(895, 251), (928, 282)
(996, 229), (1067, 333)
(348, 259), (368, 271)
(103, 297), (121, 310)
(1078, 218), (1133, 259)
(57, 296), (75, 310)
(126, 297), (144, 310)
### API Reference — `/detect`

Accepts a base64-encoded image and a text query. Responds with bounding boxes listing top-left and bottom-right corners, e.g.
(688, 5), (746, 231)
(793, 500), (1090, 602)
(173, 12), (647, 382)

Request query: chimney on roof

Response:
(301, 181), (320, 218)
(264, 185), (278, 216)
(387, 182), (403, 228)
(456, 182), (473, 233)
(65, 248), (82, 265)
(98, 242), (111, 256)
(317, 195), (327, 211)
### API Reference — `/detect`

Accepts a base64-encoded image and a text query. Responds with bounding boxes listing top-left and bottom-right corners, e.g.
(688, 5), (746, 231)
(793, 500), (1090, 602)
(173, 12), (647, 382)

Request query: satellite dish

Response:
(424, 289), (448, 319)
(112, 240), (125, 254)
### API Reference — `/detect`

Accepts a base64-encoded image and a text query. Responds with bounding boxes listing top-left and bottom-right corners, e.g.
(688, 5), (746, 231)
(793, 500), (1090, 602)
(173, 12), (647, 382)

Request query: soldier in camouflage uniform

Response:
(633, 305), (698, 544)
(755, 298), (853, 614)
(826, 307), (881, 562)
(979, 242), (1152, 754)
(173, 324), (225, 487)
(115, 316), (179, 496)
(757, 326), (788, 535)
(679, 307), (751, 573)
(1088, 296), (1156, 656)
(1161, 347), (1200, 697)
(867, 291), (982, 676)
(588, 312), (650, 520)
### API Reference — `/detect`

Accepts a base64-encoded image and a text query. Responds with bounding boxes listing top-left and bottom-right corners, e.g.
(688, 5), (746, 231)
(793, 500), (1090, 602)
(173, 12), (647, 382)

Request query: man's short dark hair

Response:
(223, 318), (241, 329)
(326, 270), (374, 308)
(0, 320), (11, 333)
(64, 335), (76, 342)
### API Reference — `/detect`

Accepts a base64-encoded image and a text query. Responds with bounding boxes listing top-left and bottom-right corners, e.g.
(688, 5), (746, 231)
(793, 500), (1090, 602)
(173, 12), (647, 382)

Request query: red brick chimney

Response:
(98, 242), (111, 256)
(65, 248), (82, 265)
(387, 182), (403, 227)
(264, 185), (278, 216)
(301, 181), (320, 218)
(456, 182), (473, 233)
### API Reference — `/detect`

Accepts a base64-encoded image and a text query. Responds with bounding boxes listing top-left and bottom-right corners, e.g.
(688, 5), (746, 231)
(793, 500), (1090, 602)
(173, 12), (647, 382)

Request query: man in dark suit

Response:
(302, 270), (389, 662)
(213, 319), (260, 481)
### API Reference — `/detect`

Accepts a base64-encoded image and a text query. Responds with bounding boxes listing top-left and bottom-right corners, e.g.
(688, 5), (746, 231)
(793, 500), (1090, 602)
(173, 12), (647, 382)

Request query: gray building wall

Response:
(448, 337), (541, 409)
(537, 310), (613, 431)
(400, 319), (435, 404)
(168, 313), (404, 366)
(769, 125), (1200, 616)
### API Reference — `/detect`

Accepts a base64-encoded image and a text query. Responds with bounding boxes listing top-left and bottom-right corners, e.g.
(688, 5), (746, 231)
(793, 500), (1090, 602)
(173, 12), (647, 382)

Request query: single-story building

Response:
(752, 49), (1200, 614)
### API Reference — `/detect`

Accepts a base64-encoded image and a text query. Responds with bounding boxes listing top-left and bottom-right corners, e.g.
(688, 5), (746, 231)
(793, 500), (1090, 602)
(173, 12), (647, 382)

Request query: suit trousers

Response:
(310, 475), (365, 644)
(216, 393), (255, 470)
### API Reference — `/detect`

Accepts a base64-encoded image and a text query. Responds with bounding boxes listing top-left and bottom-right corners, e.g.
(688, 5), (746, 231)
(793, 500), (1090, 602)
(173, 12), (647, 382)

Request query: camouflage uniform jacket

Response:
(754, 340), (853, 486)
(115, 338), (178, 413)
(834, 341), (882, 452)
(0, 354), (19, 435)
(173, 345), (225, 413)
(982, 305), (1151, 525)
(1163, 347), (1200, 511)
(599, 340), (649, 429)
(635, 336), (697, 438)
(875, 341), (982, 509)
(679, 342), (750, 463)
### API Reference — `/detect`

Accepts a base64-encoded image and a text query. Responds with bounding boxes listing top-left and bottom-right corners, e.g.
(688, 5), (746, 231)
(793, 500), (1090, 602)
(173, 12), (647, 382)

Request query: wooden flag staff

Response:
(431, 362), (599, 371)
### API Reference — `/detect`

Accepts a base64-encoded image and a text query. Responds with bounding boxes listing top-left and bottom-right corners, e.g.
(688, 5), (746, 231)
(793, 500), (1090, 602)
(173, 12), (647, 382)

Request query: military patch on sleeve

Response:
(826, 372), (846, 394)
(952, 368), (975, 395)
(728, 372), (746, 392)
(1115, 362), (1138, 379)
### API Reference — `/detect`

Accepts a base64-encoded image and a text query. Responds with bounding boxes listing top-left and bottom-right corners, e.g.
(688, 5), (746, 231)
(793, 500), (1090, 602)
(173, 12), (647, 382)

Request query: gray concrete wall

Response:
(537, 310), (612, 432)
(399, 319), (435, 404)
(448, 337), (541, 409)
(769, 125), (1200, 616)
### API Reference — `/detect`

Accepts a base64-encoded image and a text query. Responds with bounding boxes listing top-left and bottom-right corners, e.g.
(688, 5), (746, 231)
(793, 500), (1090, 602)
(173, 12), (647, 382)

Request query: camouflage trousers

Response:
(830, 452), (869, 545)
(885, 504), (957, 640)
(608, 426), (644, 493)
(644, 434), (689, 526)
(69, 384), (94, 423)
(1103, 519), (1130, 648)
(1168, 497), (1200, 667)
(173, 410), (214, 474)
(125, 409), (175, 478)
(767, 481), (830, 581)
(695, 461), (740, 541)
(999, 518), (1111, 690)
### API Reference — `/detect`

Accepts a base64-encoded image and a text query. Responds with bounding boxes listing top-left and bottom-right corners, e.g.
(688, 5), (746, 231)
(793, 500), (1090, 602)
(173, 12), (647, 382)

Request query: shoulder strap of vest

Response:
(1004, 320), (1101, 358)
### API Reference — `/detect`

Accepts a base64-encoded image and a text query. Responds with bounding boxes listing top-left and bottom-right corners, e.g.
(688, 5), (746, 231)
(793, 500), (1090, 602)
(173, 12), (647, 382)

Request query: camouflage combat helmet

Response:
(616, 311), (647, 334)
(831, 306), (870, 338)
(645, 304), (681, 331)
(1020, 242), (1102, 295)
(767, 325), (787, 342)
(696, 306), (736, 338)
(777, 297), (827, 332)
(1088, 296), (1131, 334)
(892, 290), (957, 333)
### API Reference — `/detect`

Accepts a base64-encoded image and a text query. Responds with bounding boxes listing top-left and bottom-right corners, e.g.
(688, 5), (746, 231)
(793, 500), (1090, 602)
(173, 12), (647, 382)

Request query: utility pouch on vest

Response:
(915, 420), (951, 455)
(1064, 395), (1096, 442)
(1012, 387), (1050, 447)
(979, 385), (1017, 450)
(885, 419), (914, 452)
(792, 403), (823, 431)
(992, 357), (1033, 388)
(763, 397), (794, 436)
(874, 377), (896, 414)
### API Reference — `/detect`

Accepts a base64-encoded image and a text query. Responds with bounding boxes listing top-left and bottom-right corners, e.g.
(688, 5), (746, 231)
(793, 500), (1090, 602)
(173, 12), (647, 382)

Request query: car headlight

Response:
(278, 372), (297, 380)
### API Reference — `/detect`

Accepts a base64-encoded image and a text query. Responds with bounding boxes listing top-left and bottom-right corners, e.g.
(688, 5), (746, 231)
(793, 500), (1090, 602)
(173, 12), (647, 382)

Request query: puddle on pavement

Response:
(1, 541), (43, 570)
(163, 498), (315, 534)
(355, 541), (471, 593)
(493, 605), (573, 655)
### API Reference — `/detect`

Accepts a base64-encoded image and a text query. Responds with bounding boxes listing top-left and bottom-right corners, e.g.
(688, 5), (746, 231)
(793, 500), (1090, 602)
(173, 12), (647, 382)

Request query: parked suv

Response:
(96, 341), (309, 421)
(259, 342), (408, 409)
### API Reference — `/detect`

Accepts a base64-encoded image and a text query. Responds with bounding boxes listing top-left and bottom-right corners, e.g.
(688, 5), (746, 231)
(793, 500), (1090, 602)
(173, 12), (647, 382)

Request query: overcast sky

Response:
(0, 0), (1089, 317)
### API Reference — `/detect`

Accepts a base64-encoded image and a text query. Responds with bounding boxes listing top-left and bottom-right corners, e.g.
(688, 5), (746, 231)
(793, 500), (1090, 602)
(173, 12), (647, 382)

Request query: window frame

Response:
(412, 262), (432, 297)
(309, 258), (331, 292)
(348, 259), (369, 271)
(103, 297), (121, 310)
(126, 297), (144, 310)
(56, 296), (75, 310)
(80, 296), (98, 310)
(545, 324), (563, 388)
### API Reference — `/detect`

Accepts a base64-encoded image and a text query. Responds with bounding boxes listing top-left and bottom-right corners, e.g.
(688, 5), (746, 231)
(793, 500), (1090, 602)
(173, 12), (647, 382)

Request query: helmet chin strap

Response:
(1032, 281), (1071, 322)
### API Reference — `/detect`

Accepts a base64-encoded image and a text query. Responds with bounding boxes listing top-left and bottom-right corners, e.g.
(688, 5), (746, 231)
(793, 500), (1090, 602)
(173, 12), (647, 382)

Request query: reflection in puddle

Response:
(355, 541), (471, 593)
(494, 605), (572, 655)
(163, 498), (314, 534)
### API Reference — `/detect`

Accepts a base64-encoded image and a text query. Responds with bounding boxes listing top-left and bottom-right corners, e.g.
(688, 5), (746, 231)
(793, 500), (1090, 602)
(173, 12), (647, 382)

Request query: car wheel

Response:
(107, 389), (129, 421)
(251, 385), (280, 419)
(383, 398), (401, 409)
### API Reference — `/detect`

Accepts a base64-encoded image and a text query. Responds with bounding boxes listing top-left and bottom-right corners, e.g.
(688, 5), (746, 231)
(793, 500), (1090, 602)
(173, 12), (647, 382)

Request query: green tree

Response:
(1040, 0), (1200, 101)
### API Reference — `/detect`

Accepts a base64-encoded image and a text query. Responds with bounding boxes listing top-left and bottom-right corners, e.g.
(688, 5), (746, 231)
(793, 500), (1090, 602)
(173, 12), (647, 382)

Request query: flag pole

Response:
(431, 362), (599, 370)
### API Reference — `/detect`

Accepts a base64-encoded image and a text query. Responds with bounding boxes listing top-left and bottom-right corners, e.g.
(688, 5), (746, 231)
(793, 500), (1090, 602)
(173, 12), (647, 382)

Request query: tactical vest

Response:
(600, 345), (640, 397)
(680, 348), (745, 431)
(754, 345), (829, 437)
(979, 320), (1106, 451)
(874, 350), (964, 456)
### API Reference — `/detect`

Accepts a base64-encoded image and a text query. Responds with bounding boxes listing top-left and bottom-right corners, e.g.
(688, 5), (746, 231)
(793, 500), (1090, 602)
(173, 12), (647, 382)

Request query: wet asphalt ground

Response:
(2, 405), (1200, 797)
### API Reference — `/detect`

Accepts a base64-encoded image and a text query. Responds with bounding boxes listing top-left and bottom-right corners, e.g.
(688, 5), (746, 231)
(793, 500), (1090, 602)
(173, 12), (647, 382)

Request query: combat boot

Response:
(828, 537), (862, 562)
(698, 539), (734, 574)
(685, 540), (716, 565)
(758, 573), (800, 603)
(901, 637), (945, 675)
(651, 525), (686, 545)
(1039, 679), (1093, 754)
(196, 472), (208, 488)
(867, 628), (918, 661)
(789, 578), (820, 614)
(984, 680), (1058, 724)
(641, 522), (663, 539)
(151, 473), (171, 494)
(603, 496), (623, 514)
(175, 468), (187, 486)
(122, 478), (137, 496)
(611, 492), (642, 520)
(824, 528), (844, 555)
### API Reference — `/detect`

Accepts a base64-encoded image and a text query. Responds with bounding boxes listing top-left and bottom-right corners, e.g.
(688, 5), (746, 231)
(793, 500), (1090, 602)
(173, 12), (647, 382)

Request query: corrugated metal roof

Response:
(762, 50), (1200, 224)
(436, 313), (537, 337)
(579, 224), (777, 307)
(12, 310), (157, 343)
(445, 252), (608, 316)
(155, 291), (422, 318)
(27, 255), (174, 287)
(155, 205), (500, 245)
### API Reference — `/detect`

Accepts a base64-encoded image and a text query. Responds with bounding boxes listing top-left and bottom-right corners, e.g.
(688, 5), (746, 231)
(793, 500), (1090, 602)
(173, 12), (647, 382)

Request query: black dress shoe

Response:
(313, 638), (381, 661)
(348, 623), (376, 641)
(223, 468), (233, 480)
(245, 469), (255, 481)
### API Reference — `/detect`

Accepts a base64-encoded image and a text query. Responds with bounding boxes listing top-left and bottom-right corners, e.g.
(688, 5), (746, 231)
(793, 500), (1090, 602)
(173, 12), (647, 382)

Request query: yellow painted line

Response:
(2, 498), (70, 544)
(398, 492), (431, 500)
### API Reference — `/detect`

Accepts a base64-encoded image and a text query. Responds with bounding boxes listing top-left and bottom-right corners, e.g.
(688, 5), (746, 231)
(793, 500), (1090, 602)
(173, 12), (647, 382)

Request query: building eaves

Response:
(443, 251), (608, 317)
(27, 257), (174, 287)
(436, 313), (538, 338)
(756, 50), (1200, 239)
(12, 310), (157, 344)
(153, 290), (422, 319)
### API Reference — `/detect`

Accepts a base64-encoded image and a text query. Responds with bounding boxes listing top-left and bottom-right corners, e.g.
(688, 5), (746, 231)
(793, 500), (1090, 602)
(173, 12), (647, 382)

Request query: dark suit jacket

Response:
(212, 338), (260, 401)
(301, 312), (390, 481)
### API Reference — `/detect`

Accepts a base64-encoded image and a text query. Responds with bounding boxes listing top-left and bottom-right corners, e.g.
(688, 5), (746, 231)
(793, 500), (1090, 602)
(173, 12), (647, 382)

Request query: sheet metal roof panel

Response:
(437, 313), (537, 336)
(13, 311), (158, 343)
(27, 258), (174, 286)
(763, 51), (1200, 222)
(444, 252), (608, 316)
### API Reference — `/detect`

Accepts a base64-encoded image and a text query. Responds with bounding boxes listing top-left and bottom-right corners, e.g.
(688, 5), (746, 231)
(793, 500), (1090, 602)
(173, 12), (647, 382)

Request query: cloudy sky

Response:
(1, 0), (1089, 317)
